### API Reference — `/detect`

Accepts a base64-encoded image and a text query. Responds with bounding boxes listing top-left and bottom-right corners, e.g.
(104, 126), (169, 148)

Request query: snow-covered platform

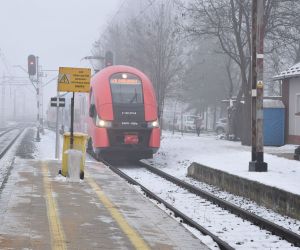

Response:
(149, 131), (300, 221)
(187, 162), (300, 220)
(0, 158), (209, 249)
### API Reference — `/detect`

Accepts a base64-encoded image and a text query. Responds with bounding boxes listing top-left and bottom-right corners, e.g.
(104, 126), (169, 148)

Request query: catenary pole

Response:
(250, 0), (257, 162)
(249, 0), (267, 171)
(35, 56), (41, 142)
(1, 77), (5, 127)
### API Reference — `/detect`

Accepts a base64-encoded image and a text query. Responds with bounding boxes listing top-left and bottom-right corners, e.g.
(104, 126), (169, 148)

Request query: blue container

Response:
(263, 100), (285, 146)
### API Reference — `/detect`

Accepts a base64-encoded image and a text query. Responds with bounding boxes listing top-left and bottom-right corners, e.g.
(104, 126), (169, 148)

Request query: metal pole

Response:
(55, 91), (60, 159)
(40, 81), (44, 134)
(1, 77), (5, 127)
(13, 90), (16, 120)
(249, 0), (267, 171)
(70, 92), (75, 149)
(250, 0), (257, 162)
(35, 56), (41, 142)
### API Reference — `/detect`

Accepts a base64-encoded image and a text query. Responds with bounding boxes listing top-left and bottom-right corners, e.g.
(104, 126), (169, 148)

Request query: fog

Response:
(1, 0), (299, 145)
(0, 0), (121, 125)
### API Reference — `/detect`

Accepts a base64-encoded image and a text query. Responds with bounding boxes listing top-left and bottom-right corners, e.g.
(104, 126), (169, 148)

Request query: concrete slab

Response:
(188, 162), (300, 220)
(0, 158), (209, 249)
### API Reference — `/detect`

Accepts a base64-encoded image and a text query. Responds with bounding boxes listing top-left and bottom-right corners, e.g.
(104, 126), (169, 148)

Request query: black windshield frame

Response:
(109, 73), (144, 104)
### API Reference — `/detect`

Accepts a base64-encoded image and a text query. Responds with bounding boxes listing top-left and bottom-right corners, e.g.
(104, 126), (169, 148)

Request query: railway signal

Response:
(105, 51), (113, 67)
(28, 55), (36, 76)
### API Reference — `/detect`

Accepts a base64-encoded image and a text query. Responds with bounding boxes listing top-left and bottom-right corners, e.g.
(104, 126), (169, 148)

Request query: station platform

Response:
(0, 158), (209, 250)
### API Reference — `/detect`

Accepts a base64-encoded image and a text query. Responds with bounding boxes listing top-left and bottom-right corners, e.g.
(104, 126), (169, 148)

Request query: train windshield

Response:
(110, 73), (143, 104)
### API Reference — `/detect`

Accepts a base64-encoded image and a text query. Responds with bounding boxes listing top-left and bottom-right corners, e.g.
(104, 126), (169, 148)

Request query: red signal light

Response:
(28, 55), (36, 76)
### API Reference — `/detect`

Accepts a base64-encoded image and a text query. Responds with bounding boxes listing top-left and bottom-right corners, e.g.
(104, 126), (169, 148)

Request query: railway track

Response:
(103, 160), (232, 250)
(0, 127), (25, 193)
(0, 127), (19, 138)
(0, 128), (24, 159)
(102, 159), (300, 249)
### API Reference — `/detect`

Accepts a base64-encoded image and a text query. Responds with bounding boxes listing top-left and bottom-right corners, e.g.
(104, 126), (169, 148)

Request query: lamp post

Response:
(81, 55), (104, 73)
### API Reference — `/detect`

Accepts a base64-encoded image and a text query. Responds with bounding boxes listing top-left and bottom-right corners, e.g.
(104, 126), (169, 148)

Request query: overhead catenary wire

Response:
(98, 0), (129, 40)
(96, 0), (158, 44)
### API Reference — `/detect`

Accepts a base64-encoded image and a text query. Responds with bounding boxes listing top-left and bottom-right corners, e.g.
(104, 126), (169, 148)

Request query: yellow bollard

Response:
(60, 132), (87, 179)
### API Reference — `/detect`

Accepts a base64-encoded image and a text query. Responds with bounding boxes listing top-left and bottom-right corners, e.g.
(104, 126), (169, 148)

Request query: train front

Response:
(88, 65), (160, 160)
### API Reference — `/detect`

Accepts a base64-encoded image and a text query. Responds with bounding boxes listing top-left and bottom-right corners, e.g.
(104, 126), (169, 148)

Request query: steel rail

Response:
(0, 127), (19, 138)
(0, 129), (23, 159)
(138, 161), (300, 247)
(103, 160), (234, 250)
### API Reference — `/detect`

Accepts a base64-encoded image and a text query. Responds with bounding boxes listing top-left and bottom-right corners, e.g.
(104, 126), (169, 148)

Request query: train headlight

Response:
(147, 119), (159, 128)
(96, 116), (112, 128)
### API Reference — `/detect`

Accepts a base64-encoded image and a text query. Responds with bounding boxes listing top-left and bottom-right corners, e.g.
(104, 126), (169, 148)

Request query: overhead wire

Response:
(96, 0), (158, 44)
(98, 0), (129, 39)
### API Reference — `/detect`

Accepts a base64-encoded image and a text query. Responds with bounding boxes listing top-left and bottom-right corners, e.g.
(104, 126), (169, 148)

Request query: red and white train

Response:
(47, 65), (160, 160)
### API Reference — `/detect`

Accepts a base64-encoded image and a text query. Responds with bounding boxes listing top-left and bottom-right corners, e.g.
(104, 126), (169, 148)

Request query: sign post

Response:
(50, 96), (66, 159)
(57, 67), (91, 149)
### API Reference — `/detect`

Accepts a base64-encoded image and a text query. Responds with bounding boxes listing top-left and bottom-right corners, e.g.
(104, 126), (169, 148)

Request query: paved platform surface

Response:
(0, 159), (209, 249)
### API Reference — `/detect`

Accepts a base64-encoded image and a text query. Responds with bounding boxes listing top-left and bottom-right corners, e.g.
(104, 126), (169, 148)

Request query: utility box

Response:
(61, 132), (87, 179)
(263, 100), (285, 146)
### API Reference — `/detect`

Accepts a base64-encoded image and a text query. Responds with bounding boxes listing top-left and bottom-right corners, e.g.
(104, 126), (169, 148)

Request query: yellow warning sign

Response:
(257, 81), (263, 89)
(58, 74), (70, 84)
(58, 67), (91, 93)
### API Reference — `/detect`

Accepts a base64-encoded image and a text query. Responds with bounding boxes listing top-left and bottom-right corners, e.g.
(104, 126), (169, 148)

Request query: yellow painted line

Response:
(42, 163), (67, 250)
(86, 170), (150, 250)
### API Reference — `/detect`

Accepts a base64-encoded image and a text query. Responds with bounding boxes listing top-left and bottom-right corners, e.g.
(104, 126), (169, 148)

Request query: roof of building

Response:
(273, 62), (300, 80)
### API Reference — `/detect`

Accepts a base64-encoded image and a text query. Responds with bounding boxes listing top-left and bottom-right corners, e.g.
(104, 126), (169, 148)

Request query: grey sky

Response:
(0, 0), (121, 118)
(0, 0), (121, 71)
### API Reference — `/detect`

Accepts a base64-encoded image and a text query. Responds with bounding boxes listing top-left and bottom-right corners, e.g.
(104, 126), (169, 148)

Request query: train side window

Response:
(89, 91), (97, 119)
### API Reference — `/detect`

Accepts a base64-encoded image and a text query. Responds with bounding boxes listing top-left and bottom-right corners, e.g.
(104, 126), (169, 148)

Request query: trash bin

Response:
(60, 132), (87, 179)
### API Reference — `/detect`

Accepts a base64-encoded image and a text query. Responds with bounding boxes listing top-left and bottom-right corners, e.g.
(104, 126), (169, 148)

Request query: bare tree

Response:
(177, 0), (300, 144)
(93, 0), (183, 127)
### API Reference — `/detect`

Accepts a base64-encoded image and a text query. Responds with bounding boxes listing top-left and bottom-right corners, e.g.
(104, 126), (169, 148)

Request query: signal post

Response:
(28, 55), (42, 142)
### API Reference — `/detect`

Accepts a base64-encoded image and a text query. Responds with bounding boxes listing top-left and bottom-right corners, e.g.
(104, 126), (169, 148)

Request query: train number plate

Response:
(124, 134), (139, 144)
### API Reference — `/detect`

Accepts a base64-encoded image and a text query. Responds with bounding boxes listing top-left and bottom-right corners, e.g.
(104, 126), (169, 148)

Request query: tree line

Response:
(92, 0), (300, 144)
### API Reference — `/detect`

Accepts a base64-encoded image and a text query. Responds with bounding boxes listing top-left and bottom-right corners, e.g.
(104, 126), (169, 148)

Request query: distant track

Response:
(0, 127), (19, 138)
(0, 128), (24, 159)
(0, 127), (26, 194)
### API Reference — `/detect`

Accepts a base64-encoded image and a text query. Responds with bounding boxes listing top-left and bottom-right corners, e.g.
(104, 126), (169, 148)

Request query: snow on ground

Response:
(0, 129), (27, 186)
(34, 129), (94, 161)
(34, 129), (61, 160)
(123, 167), (299, 249)
(36, 129), (300, 198)
(148, 131), (300, 195)
(36, 129), (300, 195)
(33, 129), (300, 247)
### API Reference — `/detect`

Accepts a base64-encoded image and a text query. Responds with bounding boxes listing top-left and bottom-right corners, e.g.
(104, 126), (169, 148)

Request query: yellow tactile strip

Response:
(86, 170), (150, 250)
(42, 163), (67, 250)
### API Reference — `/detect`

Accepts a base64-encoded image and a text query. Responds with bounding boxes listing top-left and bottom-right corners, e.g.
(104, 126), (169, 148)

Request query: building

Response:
(274, 62), (300, 144)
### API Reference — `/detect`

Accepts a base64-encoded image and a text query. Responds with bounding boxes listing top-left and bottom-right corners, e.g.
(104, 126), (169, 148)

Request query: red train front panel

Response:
(87, 65), (160, 159)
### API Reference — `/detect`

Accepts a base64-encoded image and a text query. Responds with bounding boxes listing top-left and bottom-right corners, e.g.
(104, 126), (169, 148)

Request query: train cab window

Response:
(89, 91), (97, 121)
(110, 73), (143, 104)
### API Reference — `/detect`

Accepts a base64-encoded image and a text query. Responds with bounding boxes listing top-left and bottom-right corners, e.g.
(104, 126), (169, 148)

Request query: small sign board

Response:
(51, 97), (65, 107)
(58, 67), (91, 93)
